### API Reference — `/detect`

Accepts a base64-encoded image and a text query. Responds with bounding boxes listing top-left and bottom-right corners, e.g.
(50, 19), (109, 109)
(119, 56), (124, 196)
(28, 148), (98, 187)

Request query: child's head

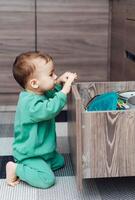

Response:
(13, 51), (58, 93)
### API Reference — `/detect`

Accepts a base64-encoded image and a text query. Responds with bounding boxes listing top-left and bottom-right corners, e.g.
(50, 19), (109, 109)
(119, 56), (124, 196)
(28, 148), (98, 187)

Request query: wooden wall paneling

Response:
(0, 94), (19, 105)
(125, 59), (135, 80)
(126, 0), (135, 20)
(110, 0), (126, 81)
(37, 0), (109, 82)
(0, 0), (35, 104)
(107, 0), (113, 81)
(125, 0), (135, 81)
(125, 20), (135, 56)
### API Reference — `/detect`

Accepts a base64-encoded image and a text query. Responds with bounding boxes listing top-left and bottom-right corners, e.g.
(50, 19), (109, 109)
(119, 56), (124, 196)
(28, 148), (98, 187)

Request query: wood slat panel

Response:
(0, 94), (19, 105)
(37, 0), (109, 81)
(0, 0), (34, 12)
(125, 59), (135, 81)
(0, 72), (22, 94)
(126, 0), (135, 20)
(125, 20), (135, 54)
(110, 0), (126, 81)
(0, 0), (35, 100)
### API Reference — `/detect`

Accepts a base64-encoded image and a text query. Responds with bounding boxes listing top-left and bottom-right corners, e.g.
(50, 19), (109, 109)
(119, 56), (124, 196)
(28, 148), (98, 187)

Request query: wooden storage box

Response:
(68, 81), (135, 190)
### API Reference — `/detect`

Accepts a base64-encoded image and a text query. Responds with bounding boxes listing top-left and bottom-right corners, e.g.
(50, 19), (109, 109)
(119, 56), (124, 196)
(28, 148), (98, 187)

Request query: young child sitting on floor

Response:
(6, 51), (77, 188)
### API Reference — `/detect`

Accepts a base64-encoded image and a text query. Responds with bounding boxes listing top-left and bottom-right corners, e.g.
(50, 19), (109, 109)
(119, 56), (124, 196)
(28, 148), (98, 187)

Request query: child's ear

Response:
(29, 79), (39, 89)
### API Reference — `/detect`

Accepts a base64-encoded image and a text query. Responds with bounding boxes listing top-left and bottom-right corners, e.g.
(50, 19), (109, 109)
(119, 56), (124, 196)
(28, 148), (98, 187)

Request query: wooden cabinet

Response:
(124, 1), (135, 81)
(110, 0), (126, 81)
(110, 0), (135, 81)
(125, 19), (135, 80)
(37, 0), (109, 82)
(68, 81), (135, 190)
(127, 0), (135, 20)
(0, 0), (110, 105)
(125, 59), (135, 80)
(125, 20), (135, 54)
(0, 0), (35, 104)
(3, 0), (135, 103)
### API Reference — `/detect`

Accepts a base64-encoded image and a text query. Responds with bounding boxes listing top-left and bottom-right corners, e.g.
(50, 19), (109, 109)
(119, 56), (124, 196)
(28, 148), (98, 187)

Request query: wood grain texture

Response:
(76, 82), (135, 178)
(125, 59), (135, 80)
(126, 0), (135, 20)
(0, 93), (19, 105)
(78, 81), (135, 107)
(0, 0), (34, 12)
(110, 0), (126, 81)
(82, 110), (135, 178)
(107, 0), (112, 81)
(125, 20), (135, 55)
(68, 85), (83, 190)
(37, 0), (109, 81)
(0, 0), (35, 103)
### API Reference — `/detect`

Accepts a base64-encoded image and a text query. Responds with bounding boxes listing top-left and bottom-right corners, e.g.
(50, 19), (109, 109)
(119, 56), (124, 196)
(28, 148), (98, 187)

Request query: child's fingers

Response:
(64, 72), (77, 84)
(72, 73), (77, 80)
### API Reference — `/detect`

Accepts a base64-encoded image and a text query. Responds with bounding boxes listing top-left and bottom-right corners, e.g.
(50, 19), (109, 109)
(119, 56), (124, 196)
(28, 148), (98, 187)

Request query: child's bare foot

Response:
(6, 161), (20, 187)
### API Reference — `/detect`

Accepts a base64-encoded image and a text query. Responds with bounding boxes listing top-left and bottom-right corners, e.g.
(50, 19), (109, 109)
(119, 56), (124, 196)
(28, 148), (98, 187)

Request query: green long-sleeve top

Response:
(12, 84), (67, 162)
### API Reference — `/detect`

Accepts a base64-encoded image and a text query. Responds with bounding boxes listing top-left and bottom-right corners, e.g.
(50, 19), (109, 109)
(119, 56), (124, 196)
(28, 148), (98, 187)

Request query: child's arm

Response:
(29, 73), (77, 122)
(29, 91), (67, 122)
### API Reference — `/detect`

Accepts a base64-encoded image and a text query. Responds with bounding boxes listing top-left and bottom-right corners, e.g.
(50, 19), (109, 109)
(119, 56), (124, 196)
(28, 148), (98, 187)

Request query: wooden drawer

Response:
(126, 0), (135, 20)
(68, 81), (135, 189)
(0, 0), (35, 105)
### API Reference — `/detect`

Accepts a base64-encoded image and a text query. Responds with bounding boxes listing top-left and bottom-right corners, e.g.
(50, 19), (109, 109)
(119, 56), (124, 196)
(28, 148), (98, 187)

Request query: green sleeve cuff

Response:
(54, 84), (62, 92)
(57, 91), (67, 103)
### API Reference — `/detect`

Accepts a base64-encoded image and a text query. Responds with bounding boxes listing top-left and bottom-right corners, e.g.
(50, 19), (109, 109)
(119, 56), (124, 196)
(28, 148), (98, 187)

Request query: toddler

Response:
(6, 51), (77, 188)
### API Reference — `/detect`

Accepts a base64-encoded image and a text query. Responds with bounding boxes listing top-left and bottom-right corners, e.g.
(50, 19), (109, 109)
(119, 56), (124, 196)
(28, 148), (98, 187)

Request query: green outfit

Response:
(12, 84), (67, 188)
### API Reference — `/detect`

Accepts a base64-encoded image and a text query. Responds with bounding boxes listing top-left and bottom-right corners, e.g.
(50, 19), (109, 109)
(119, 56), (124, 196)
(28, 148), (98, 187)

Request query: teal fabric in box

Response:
(86, 92), (118, 111)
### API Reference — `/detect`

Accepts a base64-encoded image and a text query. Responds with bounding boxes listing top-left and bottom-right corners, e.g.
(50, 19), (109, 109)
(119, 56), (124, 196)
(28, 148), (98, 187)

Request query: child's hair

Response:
(13, 51), (52, 89)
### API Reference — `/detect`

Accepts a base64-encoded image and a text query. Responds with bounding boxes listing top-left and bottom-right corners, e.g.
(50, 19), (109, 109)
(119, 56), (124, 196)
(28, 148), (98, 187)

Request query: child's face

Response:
(31, 58), (57, 92)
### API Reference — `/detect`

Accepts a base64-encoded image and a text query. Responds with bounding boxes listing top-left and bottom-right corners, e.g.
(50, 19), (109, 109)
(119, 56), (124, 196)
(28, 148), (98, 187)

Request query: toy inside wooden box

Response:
(68, 81), (135, 190)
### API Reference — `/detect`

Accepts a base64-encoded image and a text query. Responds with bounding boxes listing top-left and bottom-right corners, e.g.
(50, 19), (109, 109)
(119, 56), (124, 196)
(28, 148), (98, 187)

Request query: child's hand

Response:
(56, 72), (75, 84)
(61, 73), (77, 94)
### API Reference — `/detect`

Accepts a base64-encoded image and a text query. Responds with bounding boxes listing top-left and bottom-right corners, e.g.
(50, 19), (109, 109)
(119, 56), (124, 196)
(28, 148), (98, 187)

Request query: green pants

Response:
(15, 151), (64, 189)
